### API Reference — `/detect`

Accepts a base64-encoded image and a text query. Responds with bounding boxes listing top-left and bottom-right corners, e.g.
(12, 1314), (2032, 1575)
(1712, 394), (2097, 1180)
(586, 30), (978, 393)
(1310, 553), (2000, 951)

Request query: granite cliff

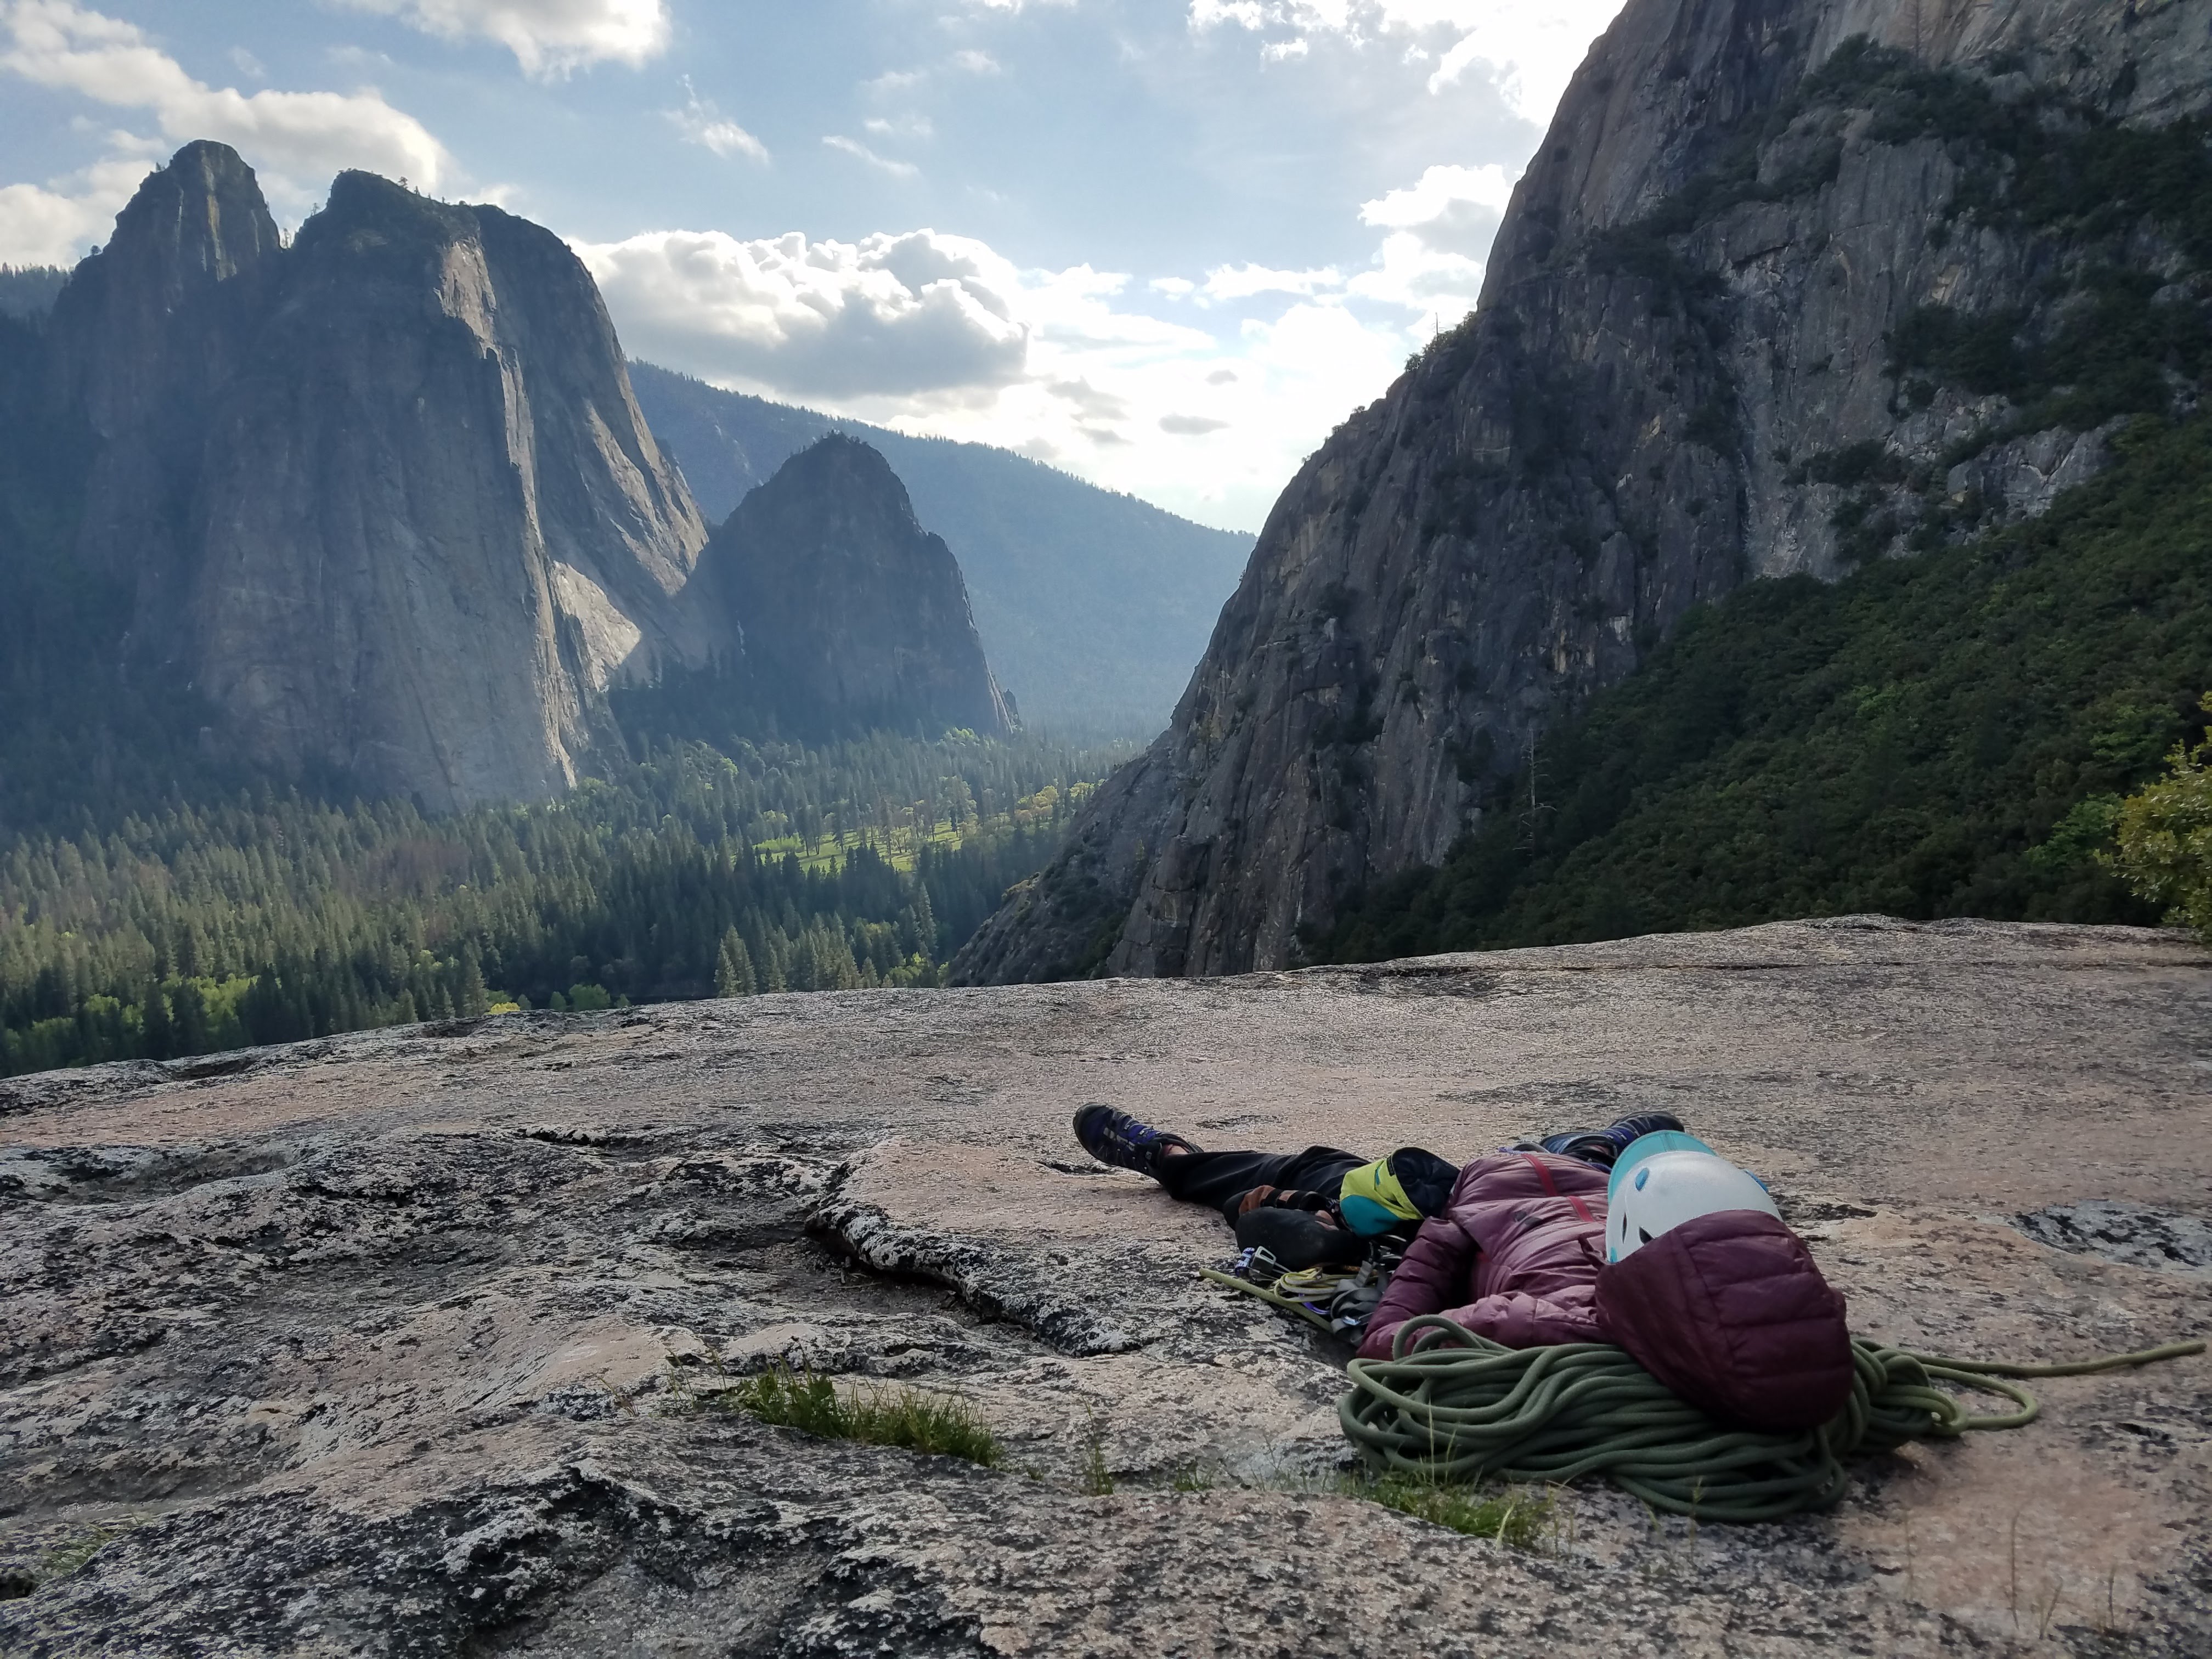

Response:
(955, 0), (2212, 984)
(7, 145), (1024, 816)
(46, 146), (713, 811)
(628, 364), (1254, 733)
(679, 436), (1016, 741)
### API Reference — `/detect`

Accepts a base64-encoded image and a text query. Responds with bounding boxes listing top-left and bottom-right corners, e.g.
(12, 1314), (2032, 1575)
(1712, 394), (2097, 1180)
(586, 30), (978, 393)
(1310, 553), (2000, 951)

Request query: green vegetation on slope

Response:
(1, 730), (1130, 1076)
(1310, 415), (2212, 961)
(2112, 694), (2212, 944)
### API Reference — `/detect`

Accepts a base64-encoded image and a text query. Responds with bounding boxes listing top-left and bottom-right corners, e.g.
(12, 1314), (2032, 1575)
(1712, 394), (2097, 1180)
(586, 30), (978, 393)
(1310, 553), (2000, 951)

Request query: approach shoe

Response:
(1073, 1103), (1198, 1174)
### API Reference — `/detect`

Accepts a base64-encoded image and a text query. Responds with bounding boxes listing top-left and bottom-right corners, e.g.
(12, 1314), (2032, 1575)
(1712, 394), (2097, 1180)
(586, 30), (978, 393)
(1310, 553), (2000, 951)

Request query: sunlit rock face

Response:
(3, 917), (2209, 1652)
(48, 146), (713, 811)
(955, 0), (2212, 984)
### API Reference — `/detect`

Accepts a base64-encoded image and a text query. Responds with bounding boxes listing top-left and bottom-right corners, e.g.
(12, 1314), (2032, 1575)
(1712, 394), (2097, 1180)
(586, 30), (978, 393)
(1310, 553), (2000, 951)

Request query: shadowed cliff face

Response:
(954, 0), (2212, 985)
(689, 436), (1016, 741)
(45, 149), (713, 812)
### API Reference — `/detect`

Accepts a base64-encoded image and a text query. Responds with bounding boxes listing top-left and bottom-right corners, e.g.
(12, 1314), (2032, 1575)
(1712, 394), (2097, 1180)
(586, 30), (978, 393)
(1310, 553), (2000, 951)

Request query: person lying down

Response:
(1071, 1103), (1855, 1432)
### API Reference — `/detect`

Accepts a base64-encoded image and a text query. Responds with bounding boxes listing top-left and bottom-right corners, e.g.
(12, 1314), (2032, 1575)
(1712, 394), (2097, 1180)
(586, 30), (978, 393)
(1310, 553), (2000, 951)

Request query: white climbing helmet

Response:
(1605, 1131), (1780, 1263)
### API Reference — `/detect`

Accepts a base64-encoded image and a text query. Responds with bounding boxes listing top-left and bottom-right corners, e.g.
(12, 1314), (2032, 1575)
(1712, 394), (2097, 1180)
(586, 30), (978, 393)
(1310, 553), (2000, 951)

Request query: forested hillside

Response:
(1310, 414), (2212, 961)
(0, 266), (64, 318)
(629, 364), (1252, 734)
(1, 731), (1130, 1075)
(0, 199), (1141, 1081)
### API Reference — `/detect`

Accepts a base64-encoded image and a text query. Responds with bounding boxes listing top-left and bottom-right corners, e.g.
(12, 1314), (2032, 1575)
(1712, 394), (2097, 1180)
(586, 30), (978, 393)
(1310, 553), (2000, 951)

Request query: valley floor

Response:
(1, 916), (2208, 1656)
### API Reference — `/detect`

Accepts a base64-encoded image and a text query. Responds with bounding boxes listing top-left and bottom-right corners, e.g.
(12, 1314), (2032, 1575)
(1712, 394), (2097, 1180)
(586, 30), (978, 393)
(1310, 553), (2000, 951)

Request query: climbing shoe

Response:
(1073, 1103), (1199, 1174)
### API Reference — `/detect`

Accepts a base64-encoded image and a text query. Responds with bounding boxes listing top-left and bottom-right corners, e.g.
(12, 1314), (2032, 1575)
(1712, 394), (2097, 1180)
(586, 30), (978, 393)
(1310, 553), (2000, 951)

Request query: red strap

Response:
(1520, 1153), (1600, 1229)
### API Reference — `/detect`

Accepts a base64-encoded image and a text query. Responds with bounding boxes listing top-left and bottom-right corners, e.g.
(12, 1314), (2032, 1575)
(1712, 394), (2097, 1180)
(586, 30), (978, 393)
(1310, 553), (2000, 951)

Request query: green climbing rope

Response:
(1331, 1313), (2204, 1521)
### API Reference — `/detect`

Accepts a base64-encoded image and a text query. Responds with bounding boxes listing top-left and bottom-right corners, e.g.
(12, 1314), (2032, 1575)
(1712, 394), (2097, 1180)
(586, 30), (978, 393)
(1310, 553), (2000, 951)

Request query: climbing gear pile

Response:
(1332, 1312), (2204, 1521)
(1206, 1250), (1393, 1338)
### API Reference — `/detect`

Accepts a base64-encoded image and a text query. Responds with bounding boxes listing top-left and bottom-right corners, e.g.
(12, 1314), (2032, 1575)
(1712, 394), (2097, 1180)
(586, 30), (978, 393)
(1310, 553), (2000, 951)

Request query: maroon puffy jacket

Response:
(1357, 1152), (1853, 1432)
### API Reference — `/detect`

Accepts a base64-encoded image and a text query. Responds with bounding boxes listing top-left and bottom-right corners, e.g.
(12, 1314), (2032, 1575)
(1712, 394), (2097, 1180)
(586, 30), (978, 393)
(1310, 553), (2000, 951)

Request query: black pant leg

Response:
(1153, 1149), (1298, 1212)
(1153, 1145), (1368, 1218)
(1273, 1147), (1366, 1195)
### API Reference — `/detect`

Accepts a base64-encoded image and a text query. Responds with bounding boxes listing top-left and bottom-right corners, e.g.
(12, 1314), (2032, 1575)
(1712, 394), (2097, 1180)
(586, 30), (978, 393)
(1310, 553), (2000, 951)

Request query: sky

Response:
(0, 0), (1628, 531)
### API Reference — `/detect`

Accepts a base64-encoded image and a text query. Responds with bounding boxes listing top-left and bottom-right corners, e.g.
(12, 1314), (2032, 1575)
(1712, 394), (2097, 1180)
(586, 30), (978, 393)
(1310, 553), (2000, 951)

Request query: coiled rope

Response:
(1331, 1313), (2203, 1521)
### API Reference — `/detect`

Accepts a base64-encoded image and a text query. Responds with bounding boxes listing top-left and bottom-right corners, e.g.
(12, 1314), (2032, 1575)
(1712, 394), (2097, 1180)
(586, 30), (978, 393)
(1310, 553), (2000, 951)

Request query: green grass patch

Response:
(1357, 1477), (1556, 1550)
(37, 1520), (140, 1581)
(721, 1365), (1001, 1468)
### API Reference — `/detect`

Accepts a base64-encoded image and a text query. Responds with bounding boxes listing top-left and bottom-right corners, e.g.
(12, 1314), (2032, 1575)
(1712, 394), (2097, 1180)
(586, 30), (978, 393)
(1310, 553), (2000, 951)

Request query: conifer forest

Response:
(0, 730), (1129, 1075)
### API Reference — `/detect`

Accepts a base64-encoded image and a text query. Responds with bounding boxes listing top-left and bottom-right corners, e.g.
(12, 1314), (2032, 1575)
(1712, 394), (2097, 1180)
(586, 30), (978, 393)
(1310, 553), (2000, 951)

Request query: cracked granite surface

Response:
(1, 916), (2208, 1655)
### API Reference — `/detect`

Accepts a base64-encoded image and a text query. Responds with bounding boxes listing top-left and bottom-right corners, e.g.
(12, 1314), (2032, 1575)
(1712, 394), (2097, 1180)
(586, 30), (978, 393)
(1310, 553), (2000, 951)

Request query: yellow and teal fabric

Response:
(1337, 1158), (1421, 1236)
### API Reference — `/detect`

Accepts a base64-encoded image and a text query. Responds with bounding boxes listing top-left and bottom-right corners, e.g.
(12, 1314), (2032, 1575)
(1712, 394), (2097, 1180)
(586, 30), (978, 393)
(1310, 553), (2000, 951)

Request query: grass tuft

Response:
(1359, 1476), (1556, 1550)
(1079, 1412), (1116, 1496)
(37, 1520), (140, 1582)
(722, 1364), (1001, 1467)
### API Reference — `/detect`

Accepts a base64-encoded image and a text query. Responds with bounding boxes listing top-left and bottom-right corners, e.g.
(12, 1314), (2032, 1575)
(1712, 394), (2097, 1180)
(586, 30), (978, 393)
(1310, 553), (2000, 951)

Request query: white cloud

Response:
(578, 221), (1414, 532)
(0, 0), (452, 216)
(823, 134), (920, 180)
(335, 0), (670, 78)
(1189, 0), (1626, 123)
(667, 77), (765, 162)
(682, 118), (765, 161)
(578, 227), (1029, 400)
(1359, 160), (1511, 245)
(864, 113), (934, 142)
(1420, 2), (1625, 121)
(0, 135), (164, 264)
(1049, 377), (1130, 419)
(950, 49), (1002, 74)
(1348, 160), (1511, 313)
(584, 132), (1534, 529)
(1202, 262), (1340, 301)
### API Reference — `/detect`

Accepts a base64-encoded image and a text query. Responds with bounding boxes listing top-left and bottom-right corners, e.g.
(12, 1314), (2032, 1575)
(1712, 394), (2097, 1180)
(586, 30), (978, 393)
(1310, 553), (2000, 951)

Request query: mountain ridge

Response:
(0, 147), (1048, 818)
(628, 363), (1254, 735)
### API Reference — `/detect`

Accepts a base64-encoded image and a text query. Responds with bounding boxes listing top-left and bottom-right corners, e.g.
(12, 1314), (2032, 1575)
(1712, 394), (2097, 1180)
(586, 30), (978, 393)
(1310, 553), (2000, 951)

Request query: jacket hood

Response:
(1594, 1209), (1852, 1432)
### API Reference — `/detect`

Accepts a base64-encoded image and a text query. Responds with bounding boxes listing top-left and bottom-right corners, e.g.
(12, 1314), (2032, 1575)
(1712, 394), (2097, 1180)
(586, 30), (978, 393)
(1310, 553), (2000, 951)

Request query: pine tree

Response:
(458, 949), (490, 1018)
(714, 928), (757, 997)
(172, 980), (209, 1054)
(140, 980), (172, 1060)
